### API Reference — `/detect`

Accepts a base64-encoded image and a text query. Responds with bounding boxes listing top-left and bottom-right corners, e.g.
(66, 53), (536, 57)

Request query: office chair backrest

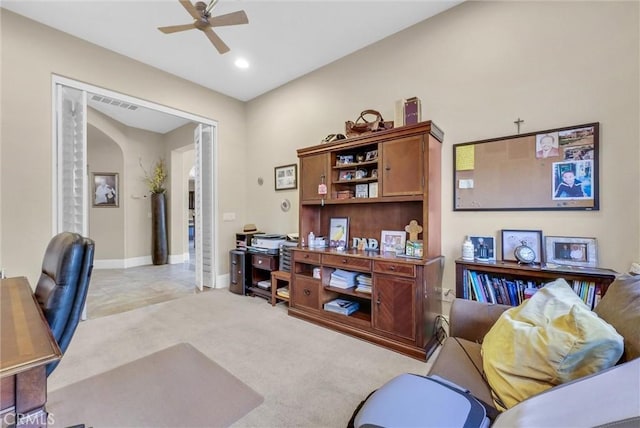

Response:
(34, 232), (95, 376)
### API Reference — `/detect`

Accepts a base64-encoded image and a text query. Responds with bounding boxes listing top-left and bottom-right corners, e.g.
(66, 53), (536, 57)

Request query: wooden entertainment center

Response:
(289, 122), (444, 360)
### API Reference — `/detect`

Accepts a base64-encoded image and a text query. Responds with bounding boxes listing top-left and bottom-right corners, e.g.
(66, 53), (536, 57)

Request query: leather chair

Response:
(34, 232), (95, 376)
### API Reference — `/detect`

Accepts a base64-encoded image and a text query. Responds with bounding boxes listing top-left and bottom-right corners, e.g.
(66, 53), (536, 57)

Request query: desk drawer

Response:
(252, 254), (277, 270)
(373, 261), (416, 278)
(294, 251), (321, 264)
(322, 254), (371, 272)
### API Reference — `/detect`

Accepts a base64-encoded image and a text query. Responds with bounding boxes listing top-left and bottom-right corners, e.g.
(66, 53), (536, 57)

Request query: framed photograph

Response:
(337, 155), (354, 165)
(274, 164), (297, 191)
(501, 229), (543, 263)
(338, 170), (356, 181)
(544, 236), (597, 268)
(329, 217), (349, 248)
(552, 160), (594, 200)
(469, 235), (495, 261)
(365, 149), (378, 162)
(381, 230), (406, 254)
(92, 172), (119, 207)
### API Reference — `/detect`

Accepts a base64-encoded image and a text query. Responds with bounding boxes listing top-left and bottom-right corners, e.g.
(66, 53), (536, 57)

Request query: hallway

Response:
(87, 250), (199, 319)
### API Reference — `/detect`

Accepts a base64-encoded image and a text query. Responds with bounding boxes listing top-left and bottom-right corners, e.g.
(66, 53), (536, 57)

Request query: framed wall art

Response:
(274, 164), (297, 191)
(501, 229), (543, 263)
(453, 122), (599, 211)
(92, 172), (119, 207)
(469, 235), (496, 261)
(381, 230), (406, 254)
(544, 236), (597, 268)
(329, 217), (349, 248)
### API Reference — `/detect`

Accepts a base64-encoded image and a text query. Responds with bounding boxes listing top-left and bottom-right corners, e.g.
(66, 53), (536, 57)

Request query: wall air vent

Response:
(90, 95), (138, 111)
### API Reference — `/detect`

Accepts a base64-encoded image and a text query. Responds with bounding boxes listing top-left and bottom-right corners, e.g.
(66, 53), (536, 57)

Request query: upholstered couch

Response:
(426, 273), (640, 427)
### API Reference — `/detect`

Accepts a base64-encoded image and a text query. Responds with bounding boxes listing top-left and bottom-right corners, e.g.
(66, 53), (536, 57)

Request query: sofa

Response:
(426, 273), (640, 427)
(354, 274), (640, 427)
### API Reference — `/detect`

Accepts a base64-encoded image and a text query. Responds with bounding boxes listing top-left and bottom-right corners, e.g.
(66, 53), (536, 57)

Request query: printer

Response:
(248, 234), (286, 254)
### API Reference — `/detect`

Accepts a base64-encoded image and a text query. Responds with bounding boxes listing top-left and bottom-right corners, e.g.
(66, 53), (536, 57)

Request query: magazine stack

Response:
(323, 298), (359, 315)
(329, 269), (358, 289)
(355, 274), (372, 294)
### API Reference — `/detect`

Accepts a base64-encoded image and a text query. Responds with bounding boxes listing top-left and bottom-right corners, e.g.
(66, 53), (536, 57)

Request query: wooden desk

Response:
(1, 277), (61, 427)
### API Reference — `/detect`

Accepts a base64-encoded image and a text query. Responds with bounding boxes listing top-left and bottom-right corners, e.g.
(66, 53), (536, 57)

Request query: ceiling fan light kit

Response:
(158, 0), (248, 54)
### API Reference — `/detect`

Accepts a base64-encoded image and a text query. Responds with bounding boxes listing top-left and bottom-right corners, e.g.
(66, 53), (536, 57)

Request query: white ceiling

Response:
(2, 0), (462, 102)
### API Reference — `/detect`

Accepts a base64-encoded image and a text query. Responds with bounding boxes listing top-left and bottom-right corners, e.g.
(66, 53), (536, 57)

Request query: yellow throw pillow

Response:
(482, 279), (623, 410)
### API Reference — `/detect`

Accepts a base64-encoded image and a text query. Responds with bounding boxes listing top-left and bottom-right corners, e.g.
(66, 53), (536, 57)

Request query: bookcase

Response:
(455, 259), (617, 309)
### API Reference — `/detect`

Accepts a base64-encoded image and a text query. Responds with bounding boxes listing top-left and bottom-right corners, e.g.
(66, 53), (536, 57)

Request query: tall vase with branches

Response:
(141, 158), (168, 265)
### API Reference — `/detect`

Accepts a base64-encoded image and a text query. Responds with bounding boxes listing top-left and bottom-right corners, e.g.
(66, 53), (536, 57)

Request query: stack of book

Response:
(355, 274), (372, 294)
(323, 298), (359, 315)
(256, 280), (271, 290)
(276, 287), (289, 299)
(329, 269), (358, 289)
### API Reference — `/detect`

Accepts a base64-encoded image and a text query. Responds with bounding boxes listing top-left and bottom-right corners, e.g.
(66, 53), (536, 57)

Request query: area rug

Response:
(47, 343), (263, 427)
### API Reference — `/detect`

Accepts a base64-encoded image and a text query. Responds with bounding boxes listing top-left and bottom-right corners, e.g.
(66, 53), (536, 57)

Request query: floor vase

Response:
(151, 193), (168, 265)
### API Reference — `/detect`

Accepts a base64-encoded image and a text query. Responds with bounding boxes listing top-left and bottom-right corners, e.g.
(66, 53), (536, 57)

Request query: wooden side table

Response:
(270, 270), (291, 306)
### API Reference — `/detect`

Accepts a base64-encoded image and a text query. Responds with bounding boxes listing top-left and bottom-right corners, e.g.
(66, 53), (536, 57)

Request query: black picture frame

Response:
(453, 122), (599, 211)
(92, 172), (119, 207)
(274, 164), (297, 191)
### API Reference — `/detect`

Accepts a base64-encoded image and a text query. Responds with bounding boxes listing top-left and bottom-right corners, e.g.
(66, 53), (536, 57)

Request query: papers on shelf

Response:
(329, 269), (358, 289)
(256, 280), (271, 290)
(276, 287), (289, 298)
(323, 298), (359, 315)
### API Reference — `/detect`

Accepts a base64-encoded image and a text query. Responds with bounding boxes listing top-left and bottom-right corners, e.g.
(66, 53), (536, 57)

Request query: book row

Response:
(463, 270), (602, 309)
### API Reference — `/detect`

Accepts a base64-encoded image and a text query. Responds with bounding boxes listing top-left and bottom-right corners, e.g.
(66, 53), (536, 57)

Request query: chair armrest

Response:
(449, 299), (511, 343)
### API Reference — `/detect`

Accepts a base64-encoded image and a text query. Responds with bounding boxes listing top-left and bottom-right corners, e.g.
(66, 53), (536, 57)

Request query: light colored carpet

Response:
(48, 289), (436, 427)
(47, 343), (263, 428)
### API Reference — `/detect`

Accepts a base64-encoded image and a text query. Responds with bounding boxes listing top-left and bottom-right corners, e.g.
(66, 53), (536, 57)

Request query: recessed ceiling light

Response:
(234, 58), (249, 69)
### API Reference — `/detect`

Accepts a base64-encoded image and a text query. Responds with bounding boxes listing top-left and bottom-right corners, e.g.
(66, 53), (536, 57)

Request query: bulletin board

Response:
(453, 123), (599, 211)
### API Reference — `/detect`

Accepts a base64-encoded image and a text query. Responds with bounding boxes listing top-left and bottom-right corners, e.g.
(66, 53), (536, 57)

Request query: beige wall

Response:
(0, 2), (638, 297)
(0, 9), (246, 283)
(88, 123), (125, 260)
(245, 1), (640, 294)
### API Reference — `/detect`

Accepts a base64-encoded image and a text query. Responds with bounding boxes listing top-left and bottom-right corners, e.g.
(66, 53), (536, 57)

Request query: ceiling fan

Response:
(158, 0), (248, 54)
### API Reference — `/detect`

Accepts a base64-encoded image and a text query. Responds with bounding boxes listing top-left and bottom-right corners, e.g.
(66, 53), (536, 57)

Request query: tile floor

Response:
(86, 248), (199, 319)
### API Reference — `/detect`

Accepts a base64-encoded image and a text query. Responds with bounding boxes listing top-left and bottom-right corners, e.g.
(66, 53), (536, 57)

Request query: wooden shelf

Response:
(455, 258), (617, 308)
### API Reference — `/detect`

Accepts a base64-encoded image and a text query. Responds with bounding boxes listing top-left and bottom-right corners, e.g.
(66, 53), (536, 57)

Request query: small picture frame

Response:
(365, 150), (378, 162)
(469, 236), (495, 261)
(339, 170), (356, 181)
(381, 230), (406, 254)
(92, 172), (119, 207)
(329, 217), (349, 248)
(337, 155), (354, 165)
(501, 229), (543, 263)
(274, 164), (297, 191)
(544, 236), (597, 268)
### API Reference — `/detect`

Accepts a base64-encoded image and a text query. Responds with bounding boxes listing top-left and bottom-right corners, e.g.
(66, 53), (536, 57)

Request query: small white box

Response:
(369, 182), (379, 198)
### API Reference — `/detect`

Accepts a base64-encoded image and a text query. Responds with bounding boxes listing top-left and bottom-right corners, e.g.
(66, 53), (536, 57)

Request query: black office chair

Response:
(34, 232), (95, 376)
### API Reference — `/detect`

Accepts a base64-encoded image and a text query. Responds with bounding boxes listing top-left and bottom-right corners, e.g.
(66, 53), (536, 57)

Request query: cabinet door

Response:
(381, 135), (424, 196)
(373, 275), (416, 341)
(300, 153), (328, 202)
(292, 276), (320, 309)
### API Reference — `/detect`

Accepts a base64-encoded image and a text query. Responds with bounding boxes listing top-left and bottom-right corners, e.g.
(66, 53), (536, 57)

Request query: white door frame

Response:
(51, 75), (218, 284)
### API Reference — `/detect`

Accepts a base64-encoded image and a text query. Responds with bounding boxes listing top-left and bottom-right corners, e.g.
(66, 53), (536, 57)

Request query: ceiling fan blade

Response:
(208, 10), (249, 27)
(203, 28), (230, 54)
(179, 0), (202, 20)
(158, 23), (197, 34)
